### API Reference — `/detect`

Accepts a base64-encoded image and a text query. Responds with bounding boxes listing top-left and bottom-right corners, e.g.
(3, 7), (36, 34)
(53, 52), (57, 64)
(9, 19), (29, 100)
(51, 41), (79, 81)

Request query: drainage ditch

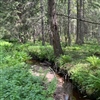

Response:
(27, 59), (90, 100)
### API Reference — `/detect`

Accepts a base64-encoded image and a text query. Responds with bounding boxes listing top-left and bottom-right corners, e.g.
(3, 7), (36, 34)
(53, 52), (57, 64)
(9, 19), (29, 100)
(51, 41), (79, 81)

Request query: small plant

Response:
(0, 40), (12, 46)
(57, 55), (72, 67)
(86, 55), (100, 68)
(47, 78), (57, 95)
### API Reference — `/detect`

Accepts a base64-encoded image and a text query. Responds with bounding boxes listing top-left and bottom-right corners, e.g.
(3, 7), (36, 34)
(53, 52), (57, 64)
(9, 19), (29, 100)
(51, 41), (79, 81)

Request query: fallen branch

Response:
(57, 13), (100, 25)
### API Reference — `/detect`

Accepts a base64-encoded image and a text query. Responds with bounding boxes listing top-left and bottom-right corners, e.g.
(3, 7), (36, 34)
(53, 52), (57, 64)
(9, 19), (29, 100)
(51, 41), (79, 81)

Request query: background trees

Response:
(0, 0), (100, 52)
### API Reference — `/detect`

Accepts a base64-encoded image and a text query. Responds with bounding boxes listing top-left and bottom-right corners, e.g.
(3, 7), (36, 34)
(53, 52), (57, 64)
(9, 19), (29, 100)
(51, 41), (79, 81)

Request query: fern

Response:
(86, 55), (100, 68)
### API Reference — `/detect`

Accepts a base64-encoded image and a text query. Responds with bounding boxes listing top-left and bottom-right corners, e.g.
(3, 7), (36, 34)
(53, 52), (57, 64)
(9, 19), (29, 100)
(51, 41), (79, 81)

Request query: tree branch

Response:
(57, 13), (100, 25)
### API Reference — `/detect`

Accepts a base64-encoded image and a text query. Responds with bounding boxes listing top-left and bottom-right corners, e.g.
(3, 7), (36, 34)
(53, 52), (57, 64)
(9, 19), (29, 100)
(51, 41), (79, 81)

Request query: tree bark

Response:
(67, 0), (71, 46)
(76, 0), (84, 45)
(63, 3), (67, 43)
(40, 0), (45, 45)
(48, 0), (63, 57)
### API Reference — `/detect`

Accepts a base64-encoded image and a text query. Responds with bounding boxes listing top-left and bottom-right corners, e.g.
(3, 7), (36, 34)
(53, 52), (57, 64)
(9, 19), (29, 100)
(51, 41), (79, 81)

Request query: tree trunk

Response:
(67, 0), (71, 46)
(33, 28), (36, 44)
(63, 3), (67, 43)
(76, 0), (84, 45)
(48, 0), (63, 57)
(80, 0), (84, 43)
(40, 0), (45, 45)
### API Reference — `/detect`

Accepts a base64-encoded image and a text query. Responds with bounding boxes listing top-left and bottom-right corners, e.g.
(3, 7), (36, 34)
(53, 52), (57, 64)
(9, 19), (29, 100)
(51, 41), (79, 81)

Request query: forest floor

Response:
(28, 60), (88, 100)
(29, 61), (70, 100)
(1, 40), (99, 100)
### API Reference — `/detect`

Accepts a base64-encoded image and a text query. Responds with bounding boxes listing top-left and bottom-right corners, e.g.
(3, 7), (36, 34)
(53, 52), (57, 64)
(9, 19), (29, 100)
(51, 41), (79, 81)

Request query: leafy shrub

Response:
(70, 63), (100, 98)
(0, 41), (31, 68)
(0, 40), (12, 46)
(86, 55), (100, 68)
(0, 49), (31, 68)
(28, 46), (55, 62)
(0, 40), (13, 51)
(57, 55), (72, 67)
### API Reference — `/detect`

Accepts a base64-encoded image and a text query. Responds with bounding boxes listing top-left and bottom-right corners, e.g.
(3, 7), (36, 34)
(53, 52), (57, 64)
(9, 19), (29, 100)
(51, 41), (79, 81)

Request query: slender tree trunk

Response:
(80, 0), (84, 43)
(48, 0), (63, 57)
(76, 0), (80, 44)
(76, 0), (84, 45)
(63, 4), (67, 43)
(33, 28), (36, 44)
(59, 17), (62, 36)
(40, 0), (45, 45)
(67, 0), (71, 46)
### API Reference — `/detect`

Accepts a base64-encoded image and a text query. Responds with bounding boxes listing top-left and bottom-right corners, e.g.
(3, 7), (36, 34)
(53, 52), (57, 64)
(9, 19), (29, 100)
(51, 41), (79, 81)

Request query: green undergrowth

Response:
(70, 62), (100, 99)
(1, 40), (100, 99)
(0, 40), (56, 100)
(62, 44), (100, 100)
(0, 65), (56, 100)
(26, 42), (100, 99)
(0, 41), (31, 69)
(24, 42), (100, 99)
(28, 45), (55, 62)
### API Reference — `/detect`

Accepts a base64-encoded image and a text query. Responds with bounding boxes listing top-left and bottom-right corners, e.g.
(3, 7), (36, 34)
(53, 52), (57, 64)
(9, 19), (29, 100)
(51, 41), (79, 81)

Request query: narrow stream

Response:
(27, 60), (89, 100)
(55, 73), (89, 100)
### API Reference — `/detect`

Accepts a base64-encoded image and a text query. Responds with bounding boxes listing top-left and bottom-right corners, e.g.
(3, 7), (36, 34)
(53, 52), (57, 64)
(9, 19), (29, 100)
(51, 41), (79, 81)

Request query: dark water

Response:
(55, 73), (89, 100)
(73, 89), (89, 100)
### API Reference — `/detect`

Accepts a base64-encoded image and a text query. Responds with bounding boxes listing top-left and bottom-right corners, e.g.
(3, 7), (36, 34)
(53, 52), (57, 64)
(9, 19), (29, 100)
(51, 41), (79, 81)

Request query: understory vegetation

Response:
(0, 40), (100, 100)
(59, 45), (100, 99)
(0, 40), (56, 100)
(27, 41), (100, 99)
